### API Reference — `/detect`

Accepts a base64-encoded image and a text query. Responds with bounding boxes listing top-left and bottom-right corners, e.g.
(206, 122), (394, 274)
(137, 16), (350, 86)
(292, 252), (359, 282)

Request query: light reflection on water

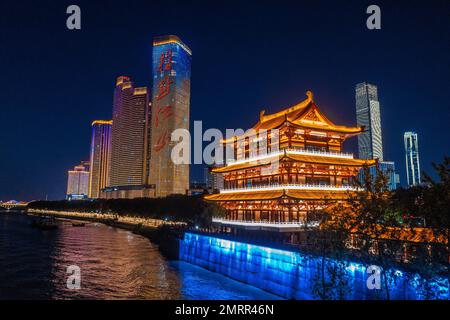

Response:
(0, 212), (280, 300)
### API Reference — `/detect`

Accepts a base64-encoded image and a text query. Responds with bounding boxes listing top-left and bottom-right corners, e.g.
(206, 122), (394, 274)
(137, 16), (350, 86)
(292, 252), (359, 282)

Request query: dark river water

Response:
(0, 211), (280, 300)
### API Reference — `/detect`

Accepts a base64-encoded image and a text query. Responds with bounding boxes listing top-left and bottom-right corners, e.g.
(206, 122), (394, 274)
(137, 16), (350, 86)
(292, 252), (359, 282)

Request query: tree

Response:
(321, 164), (404, 299)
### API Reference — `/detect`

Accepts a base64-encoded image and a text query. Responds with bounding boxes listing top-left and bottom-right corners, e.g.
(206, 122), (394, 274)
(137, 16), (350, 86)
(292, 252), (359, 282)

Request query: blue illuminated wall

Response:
(179, 233), (449, 300)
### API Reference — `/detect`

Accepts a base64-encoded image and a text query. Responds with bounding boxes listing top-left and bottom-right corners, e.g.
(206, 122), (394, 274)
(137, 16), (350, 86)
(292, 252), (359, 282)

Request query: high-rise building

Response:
(108, 76), (151, 192)
(359, 160), (398, 191)
(205, 165), (224, 193)
(404, 131), (421, 186)
(355, 82), (400, 190)
(80, 160), (91, 172)
(149, 35), (192, 197)
(66, 162), (90, 200)
(355, 82), (383, 161)
(88, 120), (112, 198)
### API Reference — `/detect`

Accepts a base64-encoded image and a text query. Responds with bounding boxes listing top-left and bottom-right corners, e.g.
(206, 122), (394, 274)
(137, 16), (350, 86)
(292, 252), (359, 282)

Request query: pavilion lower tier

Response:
(213, 198), (340, 224)
(204, 188), (353, 225)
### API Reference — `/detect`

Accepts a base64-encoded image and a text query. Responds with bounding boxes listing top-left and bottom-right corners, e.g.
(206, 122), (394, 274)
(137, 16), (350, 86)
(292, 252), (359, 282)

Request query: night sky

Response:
(0, 0), (449, 201)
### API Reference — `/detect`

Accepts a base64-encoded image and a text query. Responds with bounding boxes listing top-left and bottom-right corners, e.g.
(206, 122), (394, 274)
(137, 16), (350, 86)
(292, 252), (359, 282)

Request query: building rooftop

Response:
(223, 91), (363, 143)
(153, 35), (192, 55)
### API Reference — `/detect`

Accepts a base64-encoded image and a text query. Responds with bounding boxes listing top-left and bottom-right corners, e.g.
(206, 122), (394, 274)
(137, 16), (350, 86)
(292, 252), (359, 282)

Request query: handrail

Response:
(226, 147), (354, 165)
(220, 183), (360, 193)
(212, 217), (320, 228)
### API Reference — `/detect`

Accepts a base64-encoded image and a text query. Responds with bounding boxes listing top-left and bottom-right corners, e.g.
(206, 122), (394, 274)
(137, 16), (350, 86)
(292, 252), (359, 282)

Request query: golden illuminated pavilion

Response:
(205, 91), (376, 231)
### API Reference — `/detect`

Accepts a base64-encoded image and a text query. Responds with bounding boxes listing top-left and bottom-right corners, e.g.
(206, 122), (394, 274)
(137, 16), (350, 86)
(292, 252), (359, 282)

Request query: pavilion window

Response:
(305, 144), (328, 152)
(306, 176), (330, 185)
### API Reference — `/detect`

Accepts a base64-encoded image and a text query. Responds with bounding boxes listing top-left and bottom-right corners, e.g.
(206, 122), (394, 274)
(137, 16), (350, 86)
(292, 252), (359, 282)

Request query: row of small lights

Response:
(220, 184), (360, 194)
(212, 217), (320, 228)
(30, 210), (185, 226)
(227, 148), (354, 166)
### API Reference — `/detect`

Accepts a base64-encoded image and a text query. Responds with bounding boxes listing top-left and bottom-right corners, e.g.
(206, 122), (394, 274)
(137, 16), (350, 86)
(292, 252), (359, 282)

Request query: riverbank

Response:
(27, 209), (186, 259)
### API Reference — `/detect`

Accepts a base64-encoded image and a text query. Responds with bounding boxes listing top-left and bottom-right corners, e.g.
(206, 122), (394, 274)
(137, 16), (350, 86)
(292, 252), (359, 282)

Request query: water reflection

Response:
(0, 212), (280, 300)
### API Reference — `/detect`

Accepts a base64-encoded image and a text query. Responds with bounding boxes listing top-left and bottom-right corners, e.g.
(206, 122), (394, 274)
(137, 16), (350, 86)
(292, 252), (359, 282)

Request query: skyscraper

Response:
(109, 76), (150, 187)
(66, 162), (90, 200)
(356, 82), (399, 190)
(149, 35), (192, 197)
(88, 120), (112, 198)
(355, 82), (383, 161)
(359, 160), (398, 191)
(404, 131), (421, 186)
(205, 165), (224, 194)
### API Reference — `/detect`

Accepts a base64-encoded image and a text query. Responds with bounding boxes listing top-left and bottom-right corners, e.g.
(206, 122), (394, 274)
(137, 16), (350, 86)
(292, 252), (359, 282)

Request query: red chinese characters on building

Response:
(158, 50), (172, 72)
(154, 105), (173, 128)
(153, 130), (169, 152)
(156, 75), (173, 101)
(156, 49), (174, 101)
(154, 49), (175, 153)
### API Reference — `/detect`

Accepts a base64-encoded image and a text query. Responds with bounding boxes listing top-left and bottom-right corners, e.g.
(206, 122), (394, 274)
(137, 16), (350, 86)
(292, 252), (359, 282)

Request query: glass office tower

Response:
(356, 82), (383, 161)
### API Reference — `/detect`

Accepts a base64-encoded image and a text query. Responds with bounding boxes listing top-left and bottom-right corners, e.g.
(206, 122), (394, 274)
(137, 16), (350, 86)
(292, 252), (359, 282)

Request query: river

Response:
(0, 211), (280, 300)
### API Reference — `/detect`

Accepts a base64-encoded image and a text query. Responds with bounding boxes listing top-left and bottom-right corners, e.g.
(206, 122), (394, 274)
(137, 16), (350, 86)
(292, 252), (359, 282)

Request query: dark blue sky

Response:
(0, 0), (449, 200)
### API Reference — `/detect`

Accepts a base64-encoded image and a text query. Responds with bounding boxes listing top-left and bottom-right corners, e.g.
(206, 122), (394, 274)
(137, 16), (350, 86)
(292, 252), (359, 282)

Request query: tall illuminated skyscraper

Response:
(356, 82), (383, 161)
(66, 162), (90, 200)
(88, 120), (112, 198)
(404, 131), (421, 186)
(356, 82), (399, 190)
(149, 35), (192, 197)
(108, 76), (151, 196)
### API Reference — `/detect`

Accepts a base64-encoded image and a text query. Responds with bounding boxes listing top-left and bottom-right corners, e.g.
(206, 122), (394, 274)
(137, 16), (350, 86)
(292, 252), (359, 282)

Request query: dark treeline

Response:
(392, 156), (450, 230)
(28, 194), (226, 226)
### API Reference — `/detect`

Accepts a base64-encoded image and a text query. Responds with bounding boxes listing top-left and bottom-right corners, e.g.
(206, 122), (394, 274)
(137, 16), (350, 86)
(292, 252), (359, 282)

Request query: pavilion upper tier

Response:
(221, 90), (364, 144)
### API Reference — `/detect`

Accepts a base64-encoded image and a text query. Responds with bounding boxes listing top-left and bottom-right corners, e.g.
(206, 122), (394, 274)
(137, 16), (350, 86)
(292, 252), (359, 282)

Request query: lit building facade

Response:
(88, 120), (112, 198)
(404, 131), (421, 186)
(359, 160), (398, 191)
(205, 165), (224, 193)
(356, 82), (383, 161)
(149, 35), (192, 197)
(108, 76), (151, 195)
(66, 162), (90, 200)
(206, 91), (375, 230)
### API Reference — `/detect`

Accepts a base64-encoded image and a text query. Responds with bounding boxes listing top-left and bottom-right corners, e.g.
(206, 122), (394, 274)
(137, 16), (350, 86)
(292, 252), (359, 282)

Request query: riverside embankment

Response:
(27, 209), (185, 259)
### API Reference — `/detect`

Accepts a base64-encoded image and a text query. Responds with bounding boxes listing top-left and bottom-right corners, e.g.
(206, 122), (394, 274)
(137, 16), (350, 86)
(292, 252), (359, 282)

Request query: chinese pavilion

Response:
(205, 91), (376, 232)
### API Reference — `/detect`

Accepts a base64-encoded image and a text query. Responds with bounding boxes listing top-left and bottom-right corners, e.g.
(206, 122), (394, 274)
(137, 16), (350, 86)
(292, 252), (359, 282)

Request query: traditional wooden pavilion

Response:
(205, 91), (376, 231)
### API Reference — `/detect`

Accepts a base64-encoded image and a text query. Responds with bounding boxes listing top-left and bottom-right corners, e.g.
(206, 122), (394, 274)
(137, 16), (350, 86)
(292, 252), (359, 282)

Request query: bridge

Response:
(0, 200), (29, 210)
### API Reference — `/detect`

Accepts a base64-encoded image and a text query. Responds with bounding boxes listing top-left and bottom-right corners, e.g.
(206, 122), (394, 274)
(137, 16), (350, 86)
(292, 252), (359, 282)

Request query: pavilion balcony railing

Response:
(212, 217), (320, 228)
(226, 147), (354, 165)
(285, 148), (353, 159)
(220, 183), (360, 193)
